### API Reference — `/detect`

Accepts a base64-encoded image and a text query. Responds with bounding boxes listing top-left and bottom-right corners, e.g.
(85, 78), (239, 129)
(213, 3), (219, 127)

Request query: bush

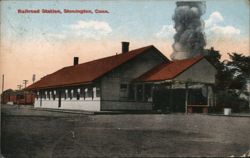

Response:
(216, 90), (249, 112)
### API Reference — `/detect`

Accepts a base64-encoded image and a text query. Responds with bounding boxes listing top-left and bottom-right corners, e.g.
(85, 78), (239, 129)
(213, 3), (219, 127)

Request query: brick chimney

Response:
(122, 42), (129, 54)
(73, 57), (79, 66)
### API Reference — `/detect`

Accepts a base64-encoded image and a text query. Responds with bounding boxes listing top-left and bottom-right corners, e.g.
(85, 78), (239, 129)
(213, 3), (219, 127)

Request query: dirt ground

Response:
(1, 105), (250, 157)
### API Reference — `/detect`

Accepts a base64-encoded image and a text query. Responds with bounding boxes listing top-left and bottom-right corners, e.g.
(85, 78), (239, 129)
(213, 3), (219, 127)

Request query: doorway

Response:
(153, 88), (186, 112)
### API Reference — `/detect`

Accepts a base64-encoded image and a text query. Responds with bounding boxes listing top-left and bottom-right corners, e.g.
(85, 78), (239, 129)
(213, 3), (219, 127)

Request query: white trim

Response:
(34, 98), (101, 111)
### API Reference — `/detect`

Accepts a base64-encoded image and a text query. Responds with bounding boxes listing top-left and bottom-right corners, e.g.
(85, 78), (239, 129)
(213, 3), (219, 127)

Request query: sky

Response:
(1, 0), (249, 90)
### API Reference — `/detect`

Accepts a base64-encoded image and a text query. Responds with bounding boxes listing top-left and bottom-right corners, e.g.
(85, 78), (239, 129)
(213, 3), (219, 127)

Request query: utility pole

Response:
(23, 80), (28, 88)
(23, 79), (28, 104)
(1, 74), (4, 105)
(17, 85), (22, 90)
(185, 82), (189, 114)
(1, 75), (4, 94)
(32, 74), (36, 83)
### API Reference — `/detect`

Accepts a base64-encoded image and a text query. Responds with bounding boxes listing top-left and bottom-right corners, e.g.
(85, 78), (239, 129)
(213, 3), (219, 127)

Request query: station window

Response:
(136, 84), (143, 101)
(96, 87), (100, 98)
(44, 91), (47, 99)
(120, 84), (128, 99)
(81, 88), (85, 99)
(75, 89), (80, 100)
(69, 90), (73, 100)
(76, 91), (80, 100)
(145, 84), (153, 101)
(53, 91), (56, 100)
(86, 88), (93, 99)
(43, 92), (46, 99)
(128, 84), (135, 100)
(64, 90), (67, 100)
(73, 89), (77, 98)
(48, 91), (51, 100)
(56, 91), (59, 98)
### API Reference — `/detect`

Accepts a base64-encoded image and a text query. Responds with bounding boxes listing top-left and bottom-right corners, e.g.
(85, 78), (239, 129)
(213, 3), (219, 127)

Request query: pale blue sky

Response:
(2, 0), (249, 41)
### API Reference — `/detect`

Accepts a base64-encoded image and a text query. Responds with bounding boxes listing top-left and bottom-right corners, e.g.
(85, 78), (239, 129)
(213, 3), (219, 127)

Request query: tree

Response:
(205, 48), (250, 91)
(204, 47), (231, 90)
(204, 48), (249, 111)
(204, 47), (222, 68)
(226, 53), (250, 90)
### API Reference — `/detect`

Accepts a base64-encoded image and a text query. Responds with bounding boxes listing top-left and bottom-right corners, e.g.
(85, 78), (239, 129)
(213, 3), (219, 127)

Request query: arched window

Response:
(45, 91), (47, 99)
(80, 88), (85, 99)
(77, 88), (80, 100)
(53, 90), (56, 100)
(36, 92), (39, 100)
(65, 89), (68, 100)
(69, 90), (73, 100)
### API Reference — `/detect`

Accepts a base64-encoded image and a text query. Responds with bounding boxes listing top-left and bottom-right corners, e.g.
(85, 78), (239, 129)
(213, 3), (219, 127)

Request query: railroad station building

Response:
(26, 42), (217, 113)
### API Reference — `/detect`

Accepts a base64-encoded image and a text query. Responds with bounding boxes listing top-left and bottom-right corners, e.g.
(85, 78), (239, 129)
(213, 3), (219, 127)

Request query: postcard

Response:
(1, 0), (250, 157)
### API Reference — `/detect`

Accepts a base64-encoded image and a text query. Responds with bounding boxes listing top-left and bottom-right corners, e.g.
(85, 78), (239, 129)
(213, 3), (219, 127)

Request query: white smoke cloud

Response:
(205, 11), (224, 28)
(205, 11), (240, 38)
(69, 20), (112, 33)
(47, 20), (112, 40)
(68, 20), (112, 39)
(155, 25), (176, 39)
(209, 25), (240, 37)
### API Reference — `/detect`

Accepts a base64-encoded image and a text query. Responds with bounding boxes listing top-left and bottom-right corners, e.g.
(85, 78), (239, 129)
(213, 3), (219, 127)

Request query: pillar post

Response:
(185, 82), (189, 114)
(150, 84), (154, 101)
(151, 84), (155, 107)
(93, 87), (96, 99)
(169, 81), (173, 112)
(58, 89), (61, 108)
(39, 90), (42, 107)
(142, 84), (145, 102)
(134, 84), (137, 101)
(206, 84), (209, 106)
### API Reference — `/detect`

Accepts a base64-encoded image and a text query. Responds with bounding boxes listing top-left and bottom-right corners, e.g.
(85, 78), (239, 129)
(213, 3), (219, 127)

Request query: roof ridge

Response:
(136, 55), (205, 82)
(63, 45), (154, 69)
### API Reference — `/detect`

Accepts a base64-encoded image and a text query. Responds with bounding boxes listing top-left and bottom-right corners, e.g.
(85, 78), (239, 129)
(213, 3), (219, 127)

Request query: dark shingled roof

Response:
(136, 55), (204, 82)
(26, 45), (166, 90)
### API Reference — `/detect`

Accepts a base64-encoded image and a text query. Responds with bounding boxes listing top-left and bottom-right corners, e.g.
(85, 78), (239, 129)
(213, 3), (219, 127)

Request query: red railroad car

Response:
(1, 89), (35, 105)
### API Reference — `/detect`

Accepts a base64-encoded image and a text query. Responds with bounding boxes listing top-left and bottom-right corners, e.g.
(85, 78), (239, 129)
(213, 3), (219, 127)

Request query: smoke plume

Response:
(171, 1), (206, 60)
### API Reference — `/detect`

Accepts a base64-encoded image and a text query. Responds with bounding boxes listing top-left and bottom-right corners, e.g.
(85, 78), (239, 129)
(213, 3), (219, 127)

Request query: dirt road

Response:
(1, 105), (250, 157)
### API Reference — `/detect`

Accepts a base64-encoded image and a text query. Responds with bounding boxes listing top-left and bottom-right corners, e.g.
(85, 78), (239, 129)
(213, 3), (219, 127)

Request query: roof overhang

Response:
(134, 79), (215, 85)
(26, 81), (93, 91)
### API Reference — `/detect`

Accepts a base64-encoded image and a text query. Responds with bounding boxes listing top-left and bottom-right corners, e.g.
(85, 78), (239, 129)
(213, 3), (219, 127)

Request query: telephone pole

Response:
(23, 80), (28, 88)
(32, 74), (36, 83)
(17, 85), (22, 90)
(1, 74), (4, 105)
(1, 75), (4, 94)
